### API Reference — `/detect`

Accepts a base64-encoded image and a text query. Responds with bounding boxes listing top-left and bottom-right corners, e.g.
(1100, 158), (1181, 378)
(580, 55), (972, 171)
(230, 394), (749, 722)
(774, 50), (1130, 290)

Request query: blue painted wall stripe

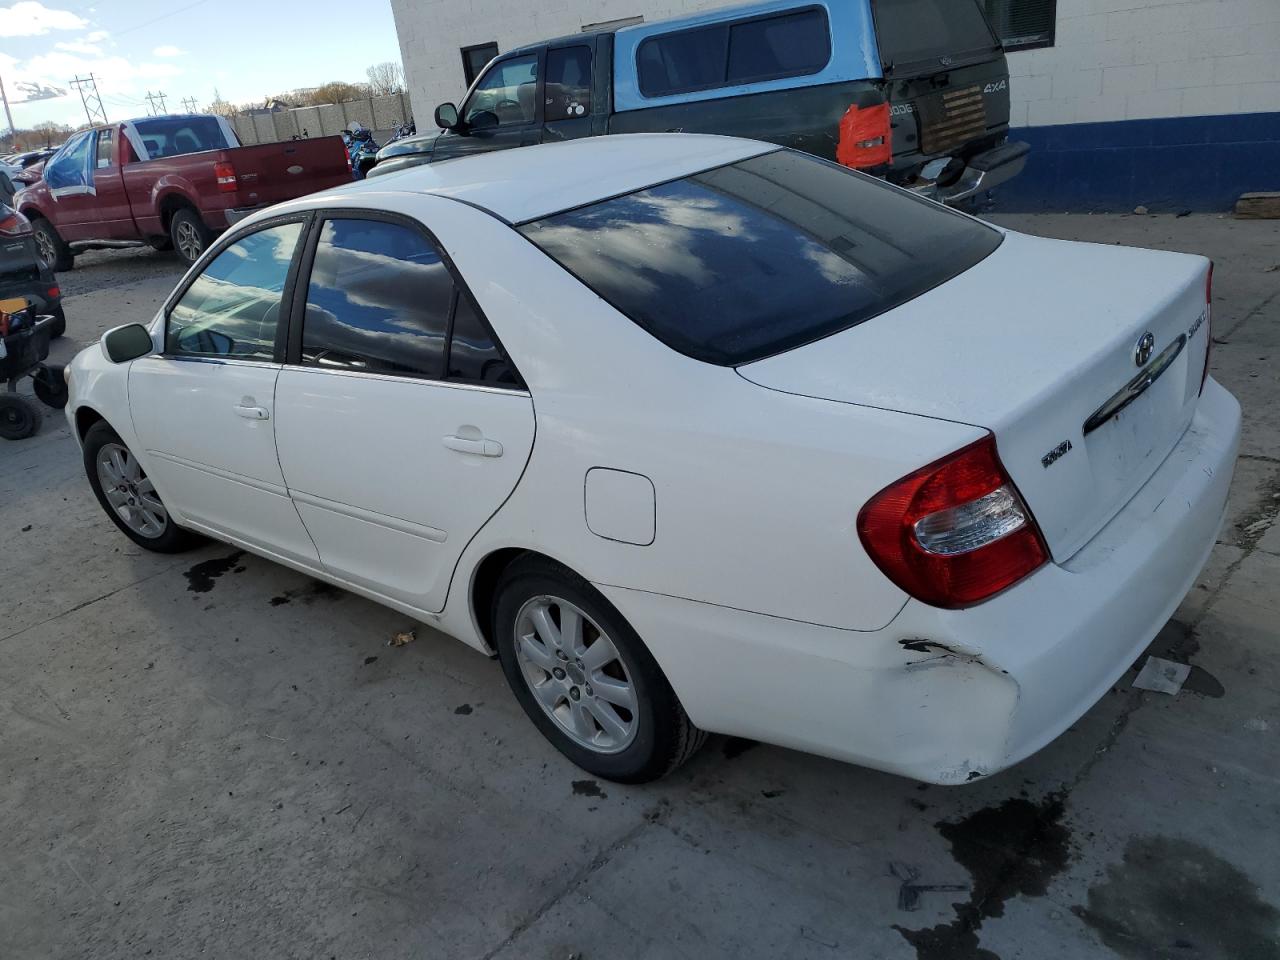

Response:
(991, 111), (1280, 213)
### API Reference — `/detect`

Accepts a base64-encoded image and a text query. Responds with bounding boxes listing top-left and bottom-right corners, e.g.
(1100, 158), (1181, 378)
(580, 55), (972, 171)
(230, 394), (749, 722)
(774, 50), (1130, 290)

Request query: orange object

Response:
(836, 102), (892, 169)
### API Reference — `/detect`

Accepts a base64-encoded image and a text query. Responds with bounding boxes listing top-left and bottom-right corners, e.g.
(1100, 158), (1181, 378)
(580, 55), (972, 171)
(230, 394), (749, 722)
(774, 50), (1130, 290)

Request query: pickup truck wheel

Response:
(170, 209), (212, 264)
(31, 218), (74, 272)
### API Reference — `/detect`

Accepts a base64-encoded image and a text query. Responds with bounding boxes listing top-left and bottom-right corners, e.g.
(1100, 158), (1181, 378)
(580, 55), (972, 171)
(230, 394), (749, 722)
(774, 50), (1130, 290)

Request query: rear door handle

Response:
(443, 435), (503, 457)
(234, 404), (270, 421)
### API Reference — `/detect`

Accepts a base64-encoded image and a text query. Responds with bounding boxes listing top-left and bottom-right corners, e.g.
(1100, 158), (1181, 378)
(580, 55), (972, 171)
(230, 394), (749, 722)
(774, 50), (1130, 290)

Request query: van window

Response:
(873, 0), (998, 70)
(520, 150), (1002, 366)
(638, 8), (830, 97)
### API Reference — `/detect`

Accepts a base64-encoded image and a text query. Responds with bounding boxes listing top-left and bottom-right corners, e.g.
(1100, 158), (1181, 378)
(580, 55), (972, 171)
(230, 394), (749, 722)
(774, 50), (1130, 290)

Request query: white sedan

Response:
(66, 135), (1240, 784)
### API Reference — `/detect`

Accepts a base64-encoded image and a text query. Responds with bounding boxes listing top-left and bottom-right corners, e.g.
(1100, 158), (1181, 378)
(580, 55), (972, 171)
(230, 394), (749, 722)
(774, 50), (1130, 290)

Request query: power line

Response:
(181, 96), (199, 113)
(144, 90), (168, 116)
(113, 0), (215, 37)
(70, 75), (107, 125)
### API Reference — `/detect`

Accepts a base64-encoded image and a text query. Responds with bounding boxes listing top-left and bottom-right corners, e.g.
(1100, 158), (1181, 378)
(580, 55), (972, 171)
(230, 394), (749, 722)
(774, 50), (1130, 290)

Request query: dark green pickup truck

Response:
(372, 0), (1028, 205)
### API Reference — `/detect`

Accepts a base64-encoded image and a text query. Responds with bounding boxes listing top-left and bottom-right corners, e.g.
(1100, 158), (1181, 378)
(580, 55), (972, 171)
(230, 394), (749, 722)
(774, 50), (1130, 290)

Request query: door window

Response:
(300, 219), (453, 378)
(95, 129), (113, 169)
(447, 292), (519, 385)
(462, 54), (539, 128)
(167, 221), (304, 360)
(545, 46), (593, 121)
(45, 131), (95, 195)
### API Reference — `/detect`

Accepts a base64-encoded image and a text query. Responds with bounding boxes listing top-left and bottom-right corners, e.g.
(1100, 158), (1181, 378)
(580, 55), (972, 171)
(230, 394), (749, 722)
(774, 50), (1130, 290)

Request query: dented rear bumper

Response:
(594, 379), (1240, 784)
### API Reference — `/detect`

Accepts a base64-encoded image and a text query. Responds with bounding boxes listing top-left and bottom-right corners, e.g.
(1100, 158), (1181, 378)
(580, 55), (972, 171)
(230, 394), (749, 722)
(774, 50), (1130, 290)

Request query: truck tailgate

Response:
(225, 137), (351, 207)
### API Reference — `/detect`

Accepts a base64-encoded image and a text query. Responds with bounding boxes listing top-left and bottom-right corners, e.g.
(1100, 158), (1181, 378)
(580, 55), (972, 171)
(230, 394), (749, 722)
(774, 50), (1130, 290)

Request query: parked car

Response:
(13, 114), (352, 269)
(65, 136), (1238, 785)
(0, 203), (64, 337)
(8, 148), (57, 170)
(373, 0), (1027, 204)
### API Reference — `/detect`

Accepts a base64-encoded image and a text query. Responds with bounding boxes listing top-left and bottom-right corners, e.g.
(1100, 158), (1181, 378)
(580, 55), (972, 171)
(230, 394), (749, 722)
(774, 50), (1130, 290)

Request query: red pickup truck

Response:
(15, 114), (351, 268)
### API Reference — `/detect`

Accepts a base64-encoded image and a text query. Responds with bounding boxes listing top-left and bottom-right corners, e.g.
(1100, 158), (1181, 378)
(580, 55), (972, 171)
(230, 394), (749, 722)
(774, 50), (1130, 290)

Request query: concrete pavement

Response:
(1, 215), (1278, 960)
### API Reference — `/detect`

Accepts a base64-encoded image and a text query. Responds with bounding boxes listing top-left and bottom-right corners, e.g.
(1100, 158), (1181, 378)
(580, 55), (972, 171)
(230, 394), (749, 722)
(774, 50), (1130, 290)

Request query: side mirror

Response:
(434, 102), (459, 130)
(102, 323), (155, 363)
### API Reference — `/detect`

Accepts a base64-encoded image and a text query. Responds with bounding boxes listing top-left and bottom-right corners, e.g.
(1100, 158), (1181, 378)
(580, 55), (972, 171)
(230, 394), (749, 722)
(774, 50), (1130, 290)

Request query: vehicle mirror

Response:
(469, 110), (499, 131)
(434, 102), (459, 130)
(102, 323), (155, 363)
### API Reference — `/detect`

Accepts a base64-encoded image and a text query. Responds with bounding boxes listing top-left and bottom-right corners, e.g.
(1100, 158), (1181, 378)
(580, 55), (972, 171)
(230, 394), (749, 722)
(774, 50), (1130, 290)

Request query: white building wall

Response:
(1007, 0), (1280, 128)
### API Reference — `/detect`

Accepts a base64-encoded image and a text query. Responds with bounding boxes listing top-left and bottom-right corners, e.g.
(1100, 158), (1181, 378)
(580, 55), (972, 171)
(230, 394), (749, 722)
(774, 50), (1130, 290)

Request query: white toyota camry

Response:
(66, 135), (1240, 785)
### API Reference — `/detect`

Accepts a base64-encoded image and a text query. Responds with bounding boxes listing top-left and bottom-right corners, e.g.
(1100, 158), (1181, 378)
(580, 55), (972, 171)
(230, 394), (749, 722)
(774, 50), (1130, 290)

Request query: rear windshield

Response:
(519, 150), (1002, 366)
(873, 0), (998, 69)
(132, 116), (232, 160)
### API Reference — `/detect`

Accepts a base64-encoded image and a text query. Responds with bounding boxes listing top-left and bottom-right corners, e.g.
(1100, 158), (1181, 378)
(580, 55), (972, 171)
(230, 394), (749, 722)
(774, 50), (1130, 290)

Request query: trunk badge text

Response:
(1135, 331), (1156, 366)
(1041, 439), (1073, 469)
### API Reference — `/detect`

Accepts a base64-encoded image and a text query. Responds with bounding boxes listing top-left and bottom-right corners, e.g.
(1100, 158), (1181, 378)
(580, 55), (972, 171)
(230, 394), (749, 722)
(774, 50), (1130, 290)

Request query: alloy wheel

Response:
(175, 221), (203, 261)
(34, 229), (56, 266)
(96, 442), (168, 538)
(513, 595), (639, 753)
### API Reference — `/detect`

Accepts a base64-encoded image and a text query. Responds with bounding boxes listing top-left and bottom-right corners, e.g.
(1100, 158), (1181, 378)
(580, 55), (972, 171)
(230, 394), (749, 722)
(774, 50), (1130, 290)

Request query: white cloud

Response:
(152, 45), (184, 58)
(54, 40), (102, 55)
(86, 29), (108, 42)
(0, 1), (87, 38)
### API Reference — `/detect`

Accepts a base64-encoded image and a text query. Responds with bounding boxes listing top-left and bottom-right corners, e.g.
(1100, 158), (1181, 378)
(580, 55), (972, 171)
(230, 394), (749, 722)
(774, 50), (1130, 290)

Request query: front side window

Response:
(462, 54), (539, 128)
(167, 221), (304, 360)
(45, 131), (94, 194)
(521, 150), (1002, 366)
(300, 219), (453, 378)
(638, 9), (830, 97)
(95, 128), (113, 169)
(545, 46), (593, 121)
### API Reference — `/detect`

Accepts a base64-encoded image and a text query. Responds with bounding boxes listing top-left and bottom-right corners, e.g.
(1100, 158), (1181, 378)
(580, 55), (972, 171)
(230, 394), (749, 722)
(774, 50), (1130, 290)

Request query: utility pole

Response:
(0, 75), (16, 150)
(181, 96), (199, 113)
(145, 90), (168, 116)
(70, 75), (108, 125)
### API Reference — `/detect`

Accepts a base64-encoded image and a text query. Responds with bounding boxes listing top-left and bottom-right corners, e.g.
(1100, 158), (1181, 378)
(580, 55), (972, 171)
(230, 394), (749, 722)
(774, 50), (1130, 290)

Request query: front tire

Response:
(83, 421), (200, 552)
(169, 208), (212, 265)
(493, 556), (706, 783)
(31, 217), (74, 272)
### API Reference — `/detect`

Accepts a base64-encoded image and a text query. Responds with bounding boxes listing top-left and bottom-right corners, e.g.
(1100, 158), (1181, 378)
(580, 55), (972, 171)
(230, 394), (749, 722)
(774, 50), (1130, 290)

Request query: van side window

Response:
(637, 8), (831, 98)
(545, 46), (593, 121)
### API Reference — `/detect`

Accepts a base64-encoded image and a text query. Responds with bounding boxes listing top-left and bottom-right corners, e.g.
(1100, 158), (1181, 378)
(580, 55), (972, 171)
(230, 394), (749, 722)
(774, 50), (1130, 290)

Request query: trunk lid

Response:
(737, 231), (1213, 561)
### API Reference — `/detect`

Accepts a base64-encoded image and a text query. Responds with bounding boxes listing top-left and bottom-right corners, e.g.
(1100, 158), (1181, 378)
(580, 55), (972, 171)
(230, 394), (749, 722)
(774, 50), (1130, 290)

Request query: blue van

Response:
(374, 0), (1028, 204)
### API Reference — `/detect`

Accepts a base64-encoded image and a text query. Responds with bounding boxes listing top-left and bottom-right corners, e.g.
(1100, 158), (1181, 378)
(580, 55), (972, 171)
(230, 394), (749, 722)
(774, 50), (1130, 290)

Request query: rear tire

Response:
(0, 394), (41, 439)
(493, 556), (706, 783)
(169, 208), (212, 265)
(83, 420), (200, 552)
(31, 218), (74, 272)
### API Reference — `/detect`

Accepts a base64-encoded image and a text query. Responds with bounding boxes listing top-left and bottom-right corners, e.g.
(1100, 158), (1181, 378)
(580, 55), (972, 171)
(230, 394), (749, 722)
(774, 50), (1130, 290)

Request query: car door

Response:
(434, 52), (543, 161)
(273, 212), (533, 614)
(541, 43), (597, 143)
(89, 128), (135, 238)
(128, 217), (322, 564)
(41, 130), (99, 240)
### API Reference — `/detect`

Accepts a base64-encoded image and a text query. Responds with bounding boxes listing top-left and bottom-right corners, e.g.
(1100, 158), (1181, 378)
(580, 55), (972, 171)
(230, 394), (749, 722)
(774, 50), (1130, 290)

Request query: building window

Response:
(983, 0), (1056, 52)
(461, 42), (499, 88)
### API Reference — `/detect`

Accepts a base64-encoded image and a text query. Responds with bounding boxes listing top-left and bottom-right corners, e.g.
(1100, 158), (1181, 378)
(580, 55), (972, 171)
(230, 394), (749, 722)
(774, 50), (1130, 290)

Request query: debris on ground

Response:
(890, 861), (969, 912)
(1133, 205), (1149, 215)
(1133, 656), (1191, 695)
(389, 629), (416, 647)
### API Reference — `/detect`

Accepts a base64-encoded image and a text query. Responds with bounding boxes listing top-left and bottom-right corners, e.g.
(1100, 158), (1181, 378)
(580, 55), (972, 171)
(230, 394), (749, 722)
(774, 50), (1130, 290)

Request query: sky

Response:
(0, 0), (403, 132)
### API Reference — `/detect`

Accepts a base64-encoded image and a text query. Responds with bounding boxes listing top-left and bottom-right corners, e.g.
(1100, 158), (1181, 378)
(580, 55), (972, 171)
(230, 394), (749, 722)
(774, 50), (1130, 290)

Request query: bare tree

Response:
(365, 62), (406, 97)
(207, 88), (238, 118)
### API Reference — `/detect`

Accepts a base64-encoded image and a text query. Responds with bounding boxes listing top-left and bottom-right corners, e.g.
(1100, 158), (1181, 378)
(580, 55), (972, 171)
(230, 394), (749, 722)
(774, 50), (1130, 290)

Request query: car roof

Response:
(354, 134), (776, 224)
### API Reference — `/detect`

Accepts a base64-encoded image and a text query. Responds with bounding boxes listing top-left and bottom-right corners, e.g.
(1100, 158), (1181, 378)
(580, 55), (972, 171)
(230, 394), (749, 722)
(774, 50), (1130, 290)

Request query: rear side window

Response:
(873, 0), (998, 69)
(545, 45), (593, 121)
(95, 129), (113, 169)
(520, 150), (1002, 366)
(637, 8), (830, 97)
(132, 116), (232, 159)
(301, 219), (452, 378)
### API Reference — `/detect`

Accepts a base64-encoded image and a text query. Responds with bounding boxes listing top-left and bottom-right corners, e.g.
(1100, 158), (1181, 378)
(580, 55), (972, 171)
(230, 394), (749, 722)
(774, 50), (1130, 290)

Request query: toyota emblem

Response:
(1135, 331), (1155, 367)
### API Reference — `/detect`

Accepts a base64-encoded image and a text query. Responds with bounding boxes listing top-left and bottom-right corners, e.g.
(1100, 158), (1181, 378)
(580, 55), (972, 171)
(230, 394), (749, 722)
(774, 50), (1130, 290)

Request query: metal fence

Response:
(229, 92), (414, 145)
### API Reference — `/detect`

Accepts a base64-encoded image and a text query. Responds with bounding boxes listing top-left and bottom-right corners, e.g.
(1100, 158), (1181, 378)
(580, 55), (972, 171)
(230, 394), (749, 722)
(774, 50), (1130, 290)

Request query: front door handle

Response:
(443, 434), (503, 457)
(234, 404), (270, 421)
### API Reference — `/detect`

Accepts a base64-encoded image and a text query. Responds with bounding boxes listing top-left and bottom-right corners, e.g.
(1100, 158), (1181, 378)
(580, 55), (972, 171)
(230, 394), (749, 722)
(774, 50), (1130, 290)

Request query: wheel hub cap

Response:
(513, 595), (639, 754)
(95, 442), (169, 539)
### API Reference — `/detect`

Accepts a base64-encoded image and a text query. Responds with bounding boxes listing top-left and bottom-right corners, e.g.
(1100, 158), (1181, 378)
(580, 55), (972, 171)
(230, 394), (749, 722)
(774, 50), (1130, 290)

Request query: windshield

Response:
(132, 116), (232, 160)
(520, 150), (1002, 366)
(873, 0), (998, 69)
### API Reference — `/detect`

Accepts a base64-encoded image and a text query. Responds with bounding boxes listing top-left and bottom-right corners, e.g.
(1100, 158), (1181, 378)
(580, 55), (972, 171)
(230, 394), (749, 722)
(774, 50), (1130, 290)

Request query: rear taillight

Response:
(857, 435), (1048, 609)
(836, 102), (892, 170)
(214, 161), (238, 192)
(0, 208), (33, 237)
(1200, 262), (1213, 395)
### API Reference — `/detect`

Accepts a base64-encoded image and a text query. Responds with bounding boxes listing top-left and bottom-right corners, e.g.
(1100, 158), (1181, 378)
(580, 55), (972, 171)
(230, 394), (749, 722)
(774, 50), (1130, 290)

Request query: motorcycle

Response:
(342, 124), (380, 180)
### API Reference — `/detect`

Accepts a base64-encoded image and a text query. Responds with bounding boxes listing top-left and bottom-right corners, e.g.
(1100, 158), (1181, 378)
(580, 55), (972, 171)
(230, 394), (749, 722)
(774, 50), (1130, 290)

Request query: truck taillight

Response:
(857, 435), (1048, 609)
(214, 161), (238, 192)
(1200, 262), (1213, 395)
(836, 102), (892, 170)
(0, 208), (33, 237)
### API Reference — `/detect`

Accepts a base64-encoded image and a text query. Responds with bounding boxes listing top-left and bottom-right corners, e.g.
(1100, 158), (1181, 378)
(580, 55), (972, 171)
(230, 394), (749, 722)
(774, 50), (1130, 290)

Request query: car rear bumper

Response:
(909, 140), (1030, 205)
(596, 378), (1240, 783)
